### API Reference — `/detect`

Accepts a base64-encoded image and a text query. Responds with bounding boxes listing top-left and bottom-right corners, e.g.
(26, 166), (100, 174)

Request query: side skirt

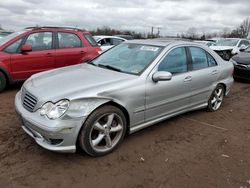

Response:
(129, 103), (207, 134)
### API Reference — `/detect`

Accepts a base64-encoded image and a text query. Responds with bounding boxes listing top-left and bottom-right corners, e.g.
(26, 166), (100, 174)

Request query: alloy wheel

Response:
(89, 113), (124, 152)
(211, 87), (224, 111)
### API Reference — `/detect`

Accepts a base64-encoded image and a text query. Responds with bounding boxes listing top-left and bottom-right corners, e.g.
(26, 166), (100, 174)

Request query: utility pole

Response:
(157, 27), (161, 37)
(151, 26), (154, 38)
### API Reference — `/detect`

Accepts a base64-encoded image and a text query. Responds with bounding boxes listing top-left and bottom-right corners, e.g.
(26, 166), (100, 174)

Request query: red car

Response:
(0, 27), (101, 91)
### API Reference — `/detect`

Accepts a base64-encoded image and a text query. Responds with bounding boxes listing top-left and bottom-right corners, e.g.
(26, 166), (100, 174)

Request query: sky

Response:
(0, 0), (249, 36)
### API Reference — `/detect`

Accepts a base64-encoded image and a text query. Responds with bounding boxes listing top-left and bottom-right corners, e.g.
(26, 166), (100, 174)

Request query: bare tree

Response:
(186, 27), (198, 39)
(239, 17), (250, 38)
(221, 27), (231, 37)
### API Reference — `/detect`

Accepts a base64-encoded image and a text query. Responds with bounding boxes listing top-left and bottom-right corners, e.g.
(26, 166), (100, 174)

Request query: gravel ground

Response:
(0, 81), (250, 188)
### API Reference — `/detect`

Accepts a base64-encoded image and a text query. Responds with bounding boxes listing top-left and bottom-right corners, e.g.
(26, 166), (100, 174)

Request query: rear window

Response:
(84, 34), (98, 46)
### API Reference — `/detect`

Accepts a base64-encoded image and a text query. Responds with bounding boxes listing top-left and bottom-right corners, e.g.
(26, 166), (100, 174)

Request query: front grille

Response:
(21, 88), (38, 112)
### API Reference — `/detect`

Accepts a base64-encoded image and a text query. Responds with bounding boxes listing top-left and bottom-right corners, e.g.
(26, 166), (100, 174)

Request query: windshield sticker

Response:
(140, 46), (159, 51)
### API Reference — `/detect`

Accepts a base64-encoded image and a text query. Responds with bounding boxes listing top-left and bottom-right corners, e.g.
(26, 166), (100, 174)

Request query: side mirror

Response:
(239, 44), (247, 52)
(152, 71), (172, 82)
(20, 44), (32, 52)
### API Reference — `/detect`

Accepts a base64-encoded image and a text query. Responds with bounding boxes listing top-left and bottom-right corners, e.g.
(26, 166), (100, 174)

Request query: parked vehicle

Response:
(93, 35), (126, 51)
(210, 38), (250, 60)
(0, 26), (101, 92)
(230, 45), (250, 80)
(195, 40), (216, 47)
(15, 40), (234, 156)
(114, 35), (134, 40)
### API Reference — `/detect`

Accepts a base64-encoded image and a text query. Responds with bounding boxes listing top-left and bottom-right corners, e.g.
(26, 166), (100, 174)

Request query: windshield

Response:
(90, 43), (163, 75)
(0, 30), (26, 46)
(216, 39), (239, 47)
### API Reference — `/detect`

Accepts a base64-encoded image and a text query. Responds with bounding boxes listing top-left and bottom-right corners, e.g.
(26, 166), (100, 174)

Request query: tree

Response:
(239, 17), (250, 38)
(186, 27), (198, 39)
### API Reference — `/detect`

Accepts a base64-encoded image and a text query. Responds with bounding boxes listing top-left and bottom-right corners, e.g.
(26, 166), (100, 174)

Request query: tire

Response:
(79, 105), (127, 157)
(0, 72), (7, 92)
(207, 85), (225, 112)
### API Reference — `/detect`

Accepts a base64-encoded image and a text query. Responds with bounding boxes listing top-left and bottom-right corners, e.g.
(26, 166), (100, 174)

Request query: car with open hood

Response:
(210, 38), (250, 60)
(15, 39), (234, 156)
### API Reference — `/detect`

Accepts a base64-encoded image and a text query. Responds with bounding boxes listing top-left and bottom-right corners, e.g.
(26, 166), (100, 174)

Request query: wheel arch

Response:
(0, 66), (11, 85)
(104, 101), (130, 130)
(89, 100), (130, 134)
(217, 83), (226, 95)
(75, 99), (131, 150)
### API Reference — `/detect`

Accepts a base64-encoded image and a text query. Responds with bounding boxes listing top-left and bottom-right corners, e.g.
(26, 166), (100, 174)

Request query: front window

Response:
(90, 43), (163, 75)
(99, 38), (111, 46)
(25, 32), (52, 51)
(0, 30), (26, 46)
(216, 39), (239, 47)
(158, 47), (188, 74)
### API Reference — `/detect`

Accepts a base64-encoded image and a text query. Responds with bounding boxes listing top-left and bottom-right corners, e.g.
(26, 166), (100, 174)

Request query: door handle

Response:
(211, 70), (218, 75)
(184, 76), (192, 82)
(80, 51), (85, 54)
(46, 53), (53, 57)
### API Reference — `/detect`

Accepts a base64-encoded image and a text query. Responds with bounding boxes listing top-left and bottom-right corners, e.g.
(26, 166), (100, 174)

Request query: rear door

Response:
(187, 46), (219, 106)
(10, 31), (55, 80)
(145, 47), (192, 122)
(55, 32), (86, 68)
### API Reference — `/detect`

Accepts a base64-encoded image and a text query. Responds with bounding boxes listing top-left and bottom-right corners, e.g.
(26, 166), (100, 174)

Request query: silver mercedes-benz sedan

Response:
(15, 40), (234, 156)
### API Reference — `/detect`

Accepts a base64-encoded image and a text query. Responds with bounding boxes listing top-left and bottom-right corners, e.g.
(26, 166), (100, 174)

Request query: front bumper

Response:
(15, 91), (86, 153)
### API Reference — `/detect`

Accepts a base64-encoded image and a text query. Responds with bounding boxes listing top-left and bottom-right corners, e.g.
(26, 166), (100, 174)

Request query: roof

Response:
(93, 35), (127, 40)
(124, 38), (196, 47)
(25, 26), (86, 32)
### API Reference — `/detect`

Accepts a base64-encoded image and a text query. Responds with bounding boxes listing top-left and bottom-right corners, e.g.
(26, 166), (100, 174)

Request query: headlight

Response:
(40, 99), (70, 120)
(229, 58), (237, 65)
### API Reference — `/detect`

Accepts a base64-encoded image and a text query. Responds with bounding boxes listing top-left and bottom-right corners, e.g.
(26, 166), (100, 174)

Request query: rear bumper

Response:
(15, 91), (86, 153)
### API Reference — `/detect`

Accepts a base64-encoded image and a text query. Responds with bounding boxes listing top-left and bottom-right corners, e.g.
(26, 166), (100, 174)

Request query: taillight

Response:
(96, 48), (102, 54)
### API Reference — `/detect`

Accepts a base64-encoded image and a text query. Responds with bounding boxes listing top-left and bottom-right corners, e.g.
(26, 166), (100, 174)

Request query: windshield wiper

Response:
(87, 61), (97, 66)
(98, 64), (122, 72)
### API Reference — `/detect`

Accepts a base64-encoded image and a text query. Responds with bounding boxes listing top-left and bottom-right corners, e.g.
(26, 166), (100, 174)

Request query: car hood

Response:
(210, 46), (234, 51)
(232, 52), (250, 65)
(23, 63), (137, 102)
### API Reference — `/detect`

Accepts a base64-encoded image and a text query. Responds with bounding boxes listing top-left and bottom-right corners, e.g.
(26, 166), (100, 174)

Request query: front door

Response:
(10, 31), (55, 80)
(145, 47), (192, 122)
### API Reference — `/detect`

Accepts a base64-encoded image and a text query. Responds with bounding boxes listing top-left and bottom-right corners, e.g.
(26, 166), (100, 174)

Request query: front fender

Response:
(64, 98), (111, 119)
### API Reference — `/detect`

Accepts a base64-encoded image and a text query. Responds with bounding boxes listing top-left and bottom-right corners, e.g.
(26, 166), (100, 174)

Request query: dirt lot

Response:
(0, 81), (249, 188)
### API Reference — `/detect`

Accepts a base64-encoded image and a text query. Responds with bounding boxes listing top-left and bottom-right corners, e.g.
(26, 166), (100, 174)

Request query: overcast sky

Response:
(0, 0), (249, 36)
